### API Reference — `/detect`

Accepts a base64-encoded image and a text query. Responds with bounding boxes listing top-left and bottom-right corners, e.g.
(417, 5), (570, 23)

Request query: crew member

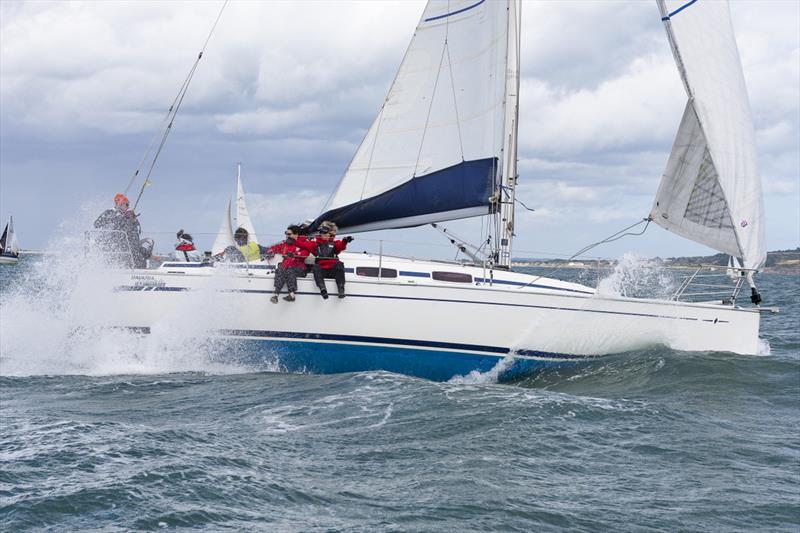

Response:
(175, 229), (201, 262)
(93, 193), (152, 268)
(234, 227), (267, 263)
(267, 225), (310, 303)
(306, 222), (353, 299)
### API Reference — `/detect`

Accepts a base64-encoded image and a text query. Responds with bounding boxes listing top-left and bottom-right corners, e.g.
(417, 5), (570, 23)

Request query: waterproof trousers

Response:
(274, 265), (306, 294)
(312, 262), (345, 293)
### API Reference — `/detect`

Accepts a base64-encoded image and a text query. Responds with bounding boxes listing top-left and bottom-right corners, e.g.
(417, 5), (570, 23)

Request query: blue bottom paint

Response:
(226, 339), (579, 382)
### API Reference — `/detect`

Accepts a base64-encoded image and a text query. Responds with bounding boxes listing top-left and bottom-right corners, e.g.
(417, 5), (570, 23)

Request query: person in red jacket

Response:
(267, 225), (310, 303)
(307, 222), (353, 299)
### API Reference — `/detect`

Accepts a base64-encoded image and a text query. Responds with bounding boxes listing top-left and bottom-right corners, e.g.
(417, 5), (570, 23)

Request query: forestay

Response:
(235, 165), (259, 245)
(651, 0), (766, 270)
(316, 0), (511, 232)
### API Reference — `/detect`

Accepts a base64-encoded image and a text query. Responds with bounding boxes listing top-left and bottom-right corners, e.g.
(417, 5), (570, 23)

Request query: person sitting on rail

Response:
(234, 227), (269, 263)
(174, 229), (201, 262)
(304, 221), (353, 299)
(267, 225), (310, 303)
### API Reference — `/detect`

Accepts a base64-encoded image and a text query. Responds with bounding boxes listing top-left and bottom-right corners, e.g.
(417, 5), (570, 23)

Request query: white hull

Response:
(71, 253), (761, 381)
(0, 255), (19, 265)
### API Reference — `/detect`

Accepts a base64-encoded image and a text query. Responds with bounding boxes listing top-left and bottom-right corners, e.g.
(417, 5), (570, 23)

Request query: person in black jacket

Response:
(93, 193), (152, 268)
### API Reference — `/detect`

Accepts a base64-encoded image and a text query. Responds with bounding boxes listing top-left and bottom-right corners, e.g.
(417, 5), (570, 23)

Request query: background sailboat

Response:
(211, 199), (236, 256)
(234, 163), (259, 244)
(0, 216), (20, 265)
(209, 164), (260, 258)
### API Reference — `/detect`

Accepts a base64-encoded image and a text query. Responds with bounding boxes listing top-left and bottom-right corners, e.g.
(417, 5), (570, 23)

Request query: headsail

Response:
(211, 199), (236, 256)
(315, 0), (512, 233)
(235, 163), (259, 244)
(651, 0), (766, 270)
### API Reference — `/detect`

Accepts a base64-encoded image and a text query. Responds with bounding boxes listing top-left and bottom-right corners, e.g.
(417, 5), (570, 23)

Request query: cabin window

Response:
(431, 271), (473, 283)
(355, 267), (398, 278)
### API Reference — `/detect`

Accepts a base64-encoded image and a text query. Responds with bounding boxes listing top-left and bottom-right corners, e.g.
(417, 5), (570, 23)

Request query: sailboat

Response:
(234, 163), (259, 245)
(209, 164), (260, 257)
(78, 0), (770, 381)
(0, 216), (20, 265)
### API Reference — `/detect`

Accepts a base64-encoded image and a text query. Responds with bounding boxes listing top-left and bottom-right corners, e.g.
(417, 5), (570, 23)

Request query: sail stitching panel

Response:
(683, 147), (734, 230)
(412, 33), (449, 179)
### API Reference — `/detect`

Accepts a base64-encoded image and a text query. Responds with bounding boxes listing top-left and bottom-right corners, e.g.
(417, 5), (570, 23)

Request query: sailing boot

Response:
(283, 293), (296, 302)
(337, 285), (346, 299)
(270, 292), (279, 304)
(320, 289), (329, 300)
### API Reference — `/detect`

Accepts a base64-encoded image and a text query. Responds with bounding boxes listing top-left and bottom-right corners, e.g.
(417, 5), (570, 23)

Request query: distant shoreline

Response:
(17, 248), (800, 273)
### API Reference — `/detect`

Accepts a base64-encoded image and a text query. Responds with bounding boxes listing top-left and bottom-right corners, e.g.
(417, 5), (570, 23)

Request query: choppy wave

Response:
(1, 252), (798, 531)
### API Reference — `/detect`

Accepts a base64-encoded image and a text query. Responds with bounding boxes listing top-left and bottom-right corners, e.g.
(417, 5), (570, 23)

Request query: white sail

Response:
(651, 0), (766, 270)
(0, 216), (19, 255)
(211, 199), (236, 256)
(235, 163), (259, 244)
(316, 0), (511, 232)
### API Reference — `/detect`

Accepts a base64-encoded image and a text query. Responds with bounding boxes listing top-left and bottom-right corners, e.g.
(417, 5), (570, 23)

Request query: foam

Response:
(0, 206), (251, 377)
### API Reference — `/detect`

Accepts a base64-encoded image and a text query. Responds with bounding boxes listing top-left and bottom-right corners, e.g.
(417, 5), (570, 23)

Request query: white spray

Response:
(0, 204), (252, 377)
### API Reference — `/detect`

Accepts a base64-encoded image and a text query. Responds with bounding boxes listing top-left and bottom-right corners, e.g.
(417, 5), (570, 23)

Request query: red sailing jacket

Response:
(267, 240), (310, 269)
(299, 236), (347, 269)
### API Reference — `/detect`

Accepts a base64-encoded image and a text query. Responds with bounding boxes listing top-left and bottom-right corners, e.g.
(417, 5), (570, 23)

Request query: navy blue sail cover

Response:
(314, 158), (497, 232)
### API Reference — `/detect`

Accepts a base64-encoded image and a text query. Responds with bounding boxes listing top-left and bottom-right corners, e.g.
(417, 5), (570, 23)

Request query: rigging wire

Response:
(516, 216), (652, 289)
(129, 0), (229, 211)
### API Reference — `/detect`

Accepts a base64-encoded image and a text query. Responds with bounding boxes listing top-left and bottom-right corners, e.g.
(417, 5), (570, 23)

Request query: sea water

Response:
(1, 255), (798, 531)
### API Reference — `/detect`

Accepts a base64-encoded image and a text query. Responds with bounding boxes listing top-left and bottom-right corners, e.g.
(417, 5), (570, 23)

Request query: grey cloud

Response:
(0, 0), (797, 254)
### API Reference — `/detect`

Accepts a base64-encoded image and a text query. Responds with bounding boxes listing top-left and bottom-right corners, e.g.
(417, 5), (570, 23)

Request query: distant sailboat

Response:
(211, 198), (236, 256)
(0, 215), (20, 265)
(209, 164), (259, 258)
(234, 163), (258, 244)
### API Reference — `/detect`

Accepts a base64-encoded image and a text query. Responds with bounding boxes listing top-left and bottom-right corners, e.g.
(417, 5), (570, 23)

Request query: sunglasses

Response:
(285, 231), (295, 236)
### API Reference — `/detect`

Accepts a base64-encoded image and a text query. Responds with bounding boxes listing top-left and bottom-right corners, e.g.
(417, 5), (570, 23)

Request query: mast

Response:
(496, 0), (521, 268)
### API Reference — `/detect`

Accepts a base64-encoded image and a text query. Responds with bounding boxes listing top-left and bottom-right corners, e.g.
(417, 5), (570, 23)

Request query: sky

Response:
(1, 0), (798, 261)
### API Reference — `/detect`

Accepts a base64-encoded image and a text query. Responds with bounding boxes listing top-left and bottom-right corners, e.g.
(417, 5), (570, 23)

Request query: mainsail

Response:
(211, 199), (236, 256)
(235, 163), (259, 244)
(315, 0), (513, 233)
(651, 0), (766, 270)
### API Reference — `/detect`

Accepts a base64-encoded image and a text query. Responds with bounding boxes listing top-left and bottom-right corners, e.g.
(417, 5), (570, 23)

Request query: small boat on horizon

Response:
(0, 215), (20, 265)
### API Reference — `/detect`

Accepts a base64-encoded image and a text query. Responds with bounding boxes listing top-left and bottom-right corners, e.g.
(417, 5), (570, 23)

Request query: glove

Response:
(285, 252), (295, 258)
(343, 236), (354, 244)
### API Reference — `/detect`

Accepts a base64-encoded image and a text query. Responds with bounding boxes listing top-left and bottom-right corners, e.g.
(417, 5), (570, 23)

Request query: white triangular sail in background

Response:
(235, 163), (259, 244)
(651, 0), (766, 270)
(211, 199), (236, 256)
(316, 0), (512, 233)
(0, 216), (19, 255)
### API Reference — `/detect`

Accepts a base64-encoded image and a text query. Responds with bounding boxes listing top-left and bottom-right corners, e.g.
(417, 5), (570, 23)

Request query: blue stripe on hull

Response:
(228, 339), (577, 382)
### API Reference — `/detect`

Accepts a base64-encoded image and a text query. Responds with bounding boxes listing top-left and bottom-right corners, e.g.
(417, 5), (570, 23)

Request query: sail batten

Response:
(316, 0), (511, 232)
(651, 0), (765, 270)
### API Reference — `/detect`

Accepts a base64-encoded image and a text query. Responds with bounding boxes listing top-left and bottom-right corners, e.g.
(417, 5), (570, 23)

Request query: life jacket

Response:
(315, 241), (337, 260)
(239, 241), (261, 262)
